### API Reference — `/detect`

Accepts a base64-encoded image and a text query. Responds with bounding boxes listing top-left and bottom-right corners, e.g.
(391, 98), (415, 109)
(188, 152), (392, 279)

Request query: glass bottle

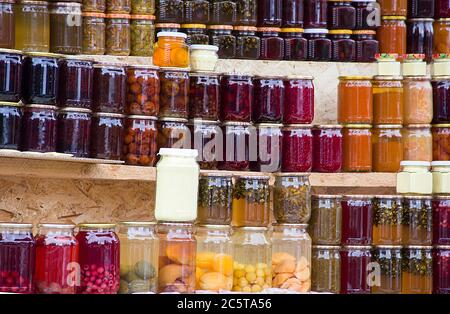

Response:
(184, 0), (210, 24)
(56, 108), (92, 158)
(340, 246), (371, 294)
(236, 0), (257, 26)
(90, 112), (125, 160)
(83, 0), (106, 13)
(434, 18), (450, 54)
(372, 76), (404, 124)
(21, 104), (57, 152)
(372, 124), (404, 172)
(189, 119), (220, 169)
(404, 76), (433, 124)
(153, 32), (189, 67)
(155, 22), (181, 33)
(309, 195), (342, 245)
(156, 117), (190, 150)
(378, 0), (407, 16)
(281, 124), (313, 172)
(123, 115), (157, 166)
(125, 65), (160, 116)
(371, 245), (402, 294)
(181, 24), (209, 45)
(304, 28), (331, 61)
(341, 195), (373, 245)
(343, 124), (372, 172)
(0, 101), (23, 150)
(0, 49), (22, 102)
(401, 246), (433, 294)
(373, 195), (403, 245)
(435, 0), (450, 18)
(131, 0), (155, 14)
(234, 26), (260, 59)
(354, 0), (379, 30)
(197, 174), (233, 225)
(311, 245), (340, 293)
(402, 196), (433, 245)
(49, 2), (82, 55)
(219, 121), (251, 170)
(312, 125), (343, 172)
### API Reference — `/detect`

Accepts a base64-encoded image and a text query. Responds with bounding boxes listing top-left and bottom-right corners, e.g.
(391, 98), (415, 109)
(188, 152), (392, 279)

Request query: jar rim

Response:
(25, 52), (63, 58)
(82, 12), (106, 18)
(93, 62), (126, 68)
(93, 112), (125, 118)
(0, 48), (23, 54)
(312, 194), (343, 199)
(373, 195), (404, 199)
(222, 121), (252, 126)
(196, 224), (230, 230)
(382, 16), (407, 20)
(38, 223), (76, 229)
(188, 119), (220, 125)
(189, 71), (221, 77)
(272, 223), (309, 227)
(432, 76), (450, 80)
(157, 221), (194, 227)
(373, 124), (403, 128)
(433, 195), (450, 199)
(273, 172), (311, 177)
(431, 161), (450, 167)
(78, 223), (116, 229)
(343, 124), (372, 128)
(160, 66), (190, 72)
(234, 26), (258, 31)
(373, 75), (403, 80)
(58, 107), (92, 113)
(432, 124), (450, 127)
(190, 44), (219, 52)
(352, 30), (376, 35)
(343, 195), (374, 199)
(50, 2), (82, 7)
(159, 148), (198, 158)
(158, 117), (188, 122)
(119, 221), (156, 226)
(257, 27), (281, 32)
(207, 25), (233, 30)
(62, 55), (95, 62)
(342, 245), (372, 249)
(374, 245), (403, 249)
(408, 18), (434, 22)
(235, 174), (270, 180)
(303, 28), (329, 34)
(285, 75), (314, 80)
(282, 124), (313, 129)
(25, 104), (58, 110)
(339, 76), (373, 80)
(313, 245), (341, 249)
(404, 124), (431, 128)
(233, 226), (268, 231)
(404, 195), (433, 199)
(199, 172), (233, 178)
(127, 115), (158, 120)
(181, 23), (206, 29)
(255, 123), (283, 128)
(280, 27), (304, 33)
(130, 14), (155, 20)
(400, 161), (431, 167)
(157, 31), (187, 39)
(155, 23), (181, 28)
(222, 72), (254, 78)
(127, 64), (159, 70)
(434, 245), (450, 249)
(329, 29), (352, 35)
(405, 245), (432, 249)
(0, 101), (23, 107)
(0, 222), (33, 228)
(314, 124), (343, 129)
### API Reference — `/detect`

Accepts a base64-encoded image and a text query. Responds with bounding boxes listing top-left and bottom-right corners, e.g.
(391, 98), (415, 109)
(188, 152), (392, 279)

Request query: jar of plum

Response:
(91, 112), (125, 160)
(105, 14), (131, 56)
(118, 222), (158, 294)
(379, 0), (407, 16)
(76, 223), (120, 294)
(283, 76), (314, 124)
(433, 246), (450, 294)
(126, 66), (159, 116)
(235, 0), (257, 26)
(341, 195), (373, 245)
(340, 246), (371, 294)
(0, 49), (22, 102)
(304, 28), (332, 61)
(312, 125), (343, 173)
(343, 124), (372, 172)
(304, 0), (327, 28)
(402, 124), (433, 162)
(252, 76), (284, 123)
(189, 72), (219, 120)
(49, 2), (82, 55)
(159, 67), (189, 118)
(189, 119), (220, 169)
(372, 124), (403, 172)
(434, 19), (450, 54)
(257, 0), (282, 27)
(0, 0), (14, 49)
(181, 24), (209, 45)
(432, 76), (450, 123)
(34, 224), (78, 294)
(353, 30), (379, 62)
(93, 63), (127, 114)
(311, 245), (340, 293)
(156, 117), (190, 150)
(184, 0), (209, 24)
(402, 195), (433, 245)
(155, 22), (181, 33)
(219, 121), (251, 170)
(309, 195), (342, 245)
(408, 0), (435, 18)
(371, 245), (402, 294)
(354, 0), (379, 30)
(208, 25), (236, 59)
(82, 12), (106, 55)
(220, 73), (253, 122)
(329, 30), (356, 62)
(377, 16), (407, 54)
(372, 76), (404, 124)
(283, 0), (304, 27)
(281, 124), (313, 172)
(0, 102), (22, 150)
(372, 195), (403, 245)
(234, 26), (260, 59)
(338, 76), (373, 124)
(156, 0), (183, 23)
(436, 0), (450, 18)
(432, 124), (450, 161)
(21, 104), (57, 153)
(258, 27), (284, 60)
(56, 108), (92, 157)
(210, 0), (237, 25)
(130, 14), (156, 57)
(123, 115), (157, 166)
(402, 246), (433, 294)
(433, 196), (450, 245)
(407, 19), (434, 62)
(281, 28), (308, 61)
(327, 0), (356, 29)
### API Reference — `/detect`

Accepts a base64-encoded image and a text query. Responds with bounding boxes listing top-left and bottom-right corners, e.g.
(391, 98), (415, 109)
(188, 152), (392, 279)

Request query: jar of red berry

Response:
(312, 125), (343, 172)
(159, 67), (189, 119)
(282, 124), (313, 172)
(123, 115), (157, 166)
(340, 245), (372, 294)
(433, 245), (450, 294)
(90, 112), (125, 160)
(156, 117), (190, 150)
(189, 72), (220, 121)
(220, 73), (253, 122)
(353, 30), (379, 62)
(0, 223), (35, 294)
(0, 49), (23, 102)
(56, 107), (92, 158)
(250, 123), (283, 172)
(258, 27), (285, 60)
(21, 104), (58, 153)
(189, 119), (220, 170)
(329, 29), (356, 62)
(283, 76), (314, 124)
(219, 121), (252, 171)
(0, 101), (23, 150)
(341, 195), (374, 245)
(304, 28), (332, 61)
(126, 65), (160, 116)
(76, 223), (120, 294)
(252, 76), (285, 123)
(432, 195), (450, 245)
(281, 28), (308, 61)
(93, 63), (127, 114)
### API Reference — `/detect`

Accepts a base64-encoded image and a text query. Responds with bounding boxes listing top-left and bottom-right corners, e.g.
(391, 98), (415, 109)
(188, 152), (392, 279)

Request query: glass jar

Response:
(371, 245), (402, 294)
(0, 0), (14, 49)
(34, 224), (78, 294)
(343, 124), (372, 172)
(156, 117), (190, 150)
(90, 112), (125, 160)
(433, 246), (450, 294)
(327, 0), (356, 29)
(190, 44), (219, 72)
(130, 14), (155, 57)
(210, 0), (237, 25)
(330, 30), (356, 62)
(431, 161), (450, 194)
(372, 124), (403, 172)
(195, 225), (234, 291)
(433, 196), (450, 245)
(354, 0), (379, 30)
(397, 161), (433, 194)
(304, 28), (332, 61)
(0, 49), (22, 102)
(131, 0), (155, 14)
(21, 104), (57, 152)
(157, 222), (196, 293)
(76, 224), (120, 294)
(404, 76), (433, 124)
(273, 174), (311, 224)
(0, 223), (35, 293)
(338, 76), (373, 124)
(126, 65), (160, 116)
(22, 52), (60, 105)
(252, 76), (284, 123)
(251, 123), (283, 172)
(353, 30), (379, 62)
(408, 0), (435, 18)
(56, 108), (92, 157)
(208, 25), (236, 59)
(184, 0), (209, 23)
(235, 0), (257, 25)
(258, 27), (284, 60)
(189, 119), (220, 169)
(283, 76), (314, 124)
(436, 0), (450, 18)
(341, 195), (373, 245)
(281, 124), (313, 172)
(434, 19), (450, 54)
(123, 115), (157, 166)
(432, 124), (450, 160)
(312, 125), (343, 173)
(372, 76), (404, 124)
(379, 0), (407, 16)
(372, 196), (403, 245)
(340, 246), (371, 294)
(49, 2), (82, 55)
(155, 22), (181, 33)
(402, 124), (433, 161)
(0, 102), (22, 150)
(188, 72), (219, 120)
(401, 246), (433, 294)
(272, 224), (311, 292)
(311, 245), (340, 293)
(197, 174), (233, 225)
(105, 14), (131, 56)
(82, 12), (106, 55)
(309, 195), (342, 245)
(159, 67), (189, 118)
(220, 74), (253, 122)
(83, 0), (106, 12)
(283, 0), (304, 27)
(181, 24), (209, 45)
(432, 76), (450, 123)
(234, 26), (260, 59)
(156, 0), (183, 23)
(232, 227), (272, 292)
(118, 222), (158, 294)
(377, 16), (407, 54)
(219, 121), (251, 170)
(257, 0), (282, 27)
(153, 32), (189, 67)
(14, 0), (50, 52)
(93, 63), (127, 114)
(402, 196), (433, 245)
(304, 0), (327, 28)
(407, 18), (434, 62)
(281, 28), (308, 61)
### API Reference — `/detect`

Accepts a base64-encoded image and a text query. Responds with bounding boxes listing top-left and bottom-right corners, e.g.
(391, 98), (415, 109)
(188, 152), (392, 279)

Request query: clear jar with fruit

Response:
(126, 65), (160, 116)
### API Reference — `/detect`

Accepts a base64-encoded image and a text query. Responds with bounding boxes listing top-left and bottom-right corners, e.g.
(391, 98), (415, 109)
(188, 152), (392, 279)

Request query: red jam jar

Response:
(281, 124), (313, 172)
(0, 223), (35, 294)
(220, 73), (253, 122)
(354, 0), (379, 30)
(408, 0), (435, 18)
(353, 30), (379, 62)
(283, 76), (314, 124)
(0, 101), (23, 150)
(257, 0), (282, 27)
(219, 121), (251, 171)
(250, 123), (283, 172)
(258, 27), (285, 60)
(436, 0), (450, 18)
(283, 0), (304, 27)
(56, 107), (92, 157)
(0, 49), (22, 102)
(341, 195), (373, 245)
(90, 112), (125, 160)
(125, 65), (160, 116)
(92, 63), (127, 114)
(159, 67), (189, 119)
(189, 72), (220, 121)
(304, 28), (332, 61)
(330, 29), (356, 62)
(432, 76), (450, 123)
(34, 224), (78, 294)
(304, 0), (327, 28)
(189, 119), (220, 170)
(123, 115), (157, 166)
(252, 76), (285, 123)
(75, 223), (120, 294)
(433, 196), (450, 245)
(312, 125), (343, 172)
(58, 57), (94, 109)
(281, 28), (308, 61)
(340, 246), (372, 294)
(21, 104), (57, 152)
(407, 18), (434, 62)
(433, 246), (450, 294)
(327, 0), (356, 29)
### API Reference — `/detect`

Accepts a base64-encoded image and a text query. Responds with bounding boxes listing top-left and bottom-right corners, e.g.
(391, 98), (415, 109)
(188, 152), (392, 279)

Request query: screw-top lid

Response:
(158, 148), (198, 158)
(157, 31), (187, 38)
(400, 161), (431, 167)
(304, 28), (329, 34)
(190, 44), (219, 52)
(181, 24), (206, 29)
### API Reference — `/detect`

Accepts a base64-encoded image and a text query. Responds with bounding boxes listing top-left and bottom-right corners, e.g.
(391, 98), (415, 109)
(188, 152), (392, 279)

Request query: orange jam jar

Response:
(343, 124), (372, 172)
(377, 16), (407, 55)
(434, 19), (450, 54)
(372, 76), (404, 124)
(153, 31), (189, 68)
(378, 0), (407, 16)
(402, 124), (433, 162)
(372, 124), (404, 172)
(337, 76), (373, 124)
(432, 124), (450, 161)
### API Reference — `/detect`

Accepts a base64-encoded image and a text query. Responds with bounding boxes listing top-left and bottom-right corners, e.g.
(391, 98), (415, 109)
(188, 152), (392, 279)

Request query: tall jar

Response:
(353, 30), (379, 62)
(338, 76), (373, 124)
(56, 108), (92, 157)
(257, 0), (282, 27)
(159, 67), (189, 118)
(311, 245), (340, 293)
(312, 125), (343, 173)
(82, 12), (106, 55)
(236, 0), (257, 26)
(21, 104), (57, 152)
(251, 123), (282, 172)
(234, 26), (261, 59)
(432, 75), (450, 123)
(118, 222), (158, 294)
(377, 16), (407, 54)
(0, 0), (14, 49)
(209, 0), (237, 25)
(406, 18), (434, 62)
(372, 76), (404, 125)
(432, 124), (450, 160)
(433, 18), (450, 54)
(304, 28), (331, 61)
(0, 101), (23, 150)
(341, 195), (373, 245)
(401, 246), (433, 294)
(126, 65), (160, 116)
(402, 195), (433, 245)
(408, 0), (435, 18)
(283, 76), (314, 124)
(252, 76), (285, 123)
(189, 72), (219, 120)
(304, 0), (327, 28)
(281, 28), (308, 61)
(105, 14), (131, 56)
(340, 246), (371, 294)
(327, 0), (356, 29)
(432, 195), (450, 245)
(373, 195), (403, 245)
(0, 49), (22, 102)
(258, 27), (285, 60)
(90, 112), (125, 160)
(378, 0), (407, 16)
(220, 73), (253, 122)
(156, 117), (190, 150)
(404, 76), (433, 124)
(371, 245), (402, 294)
(402, 124), (433, 161)
(130, 14), (155, 57)
(281, 124), (313, 172)
(372, 124), (403, 172)
(49, 2), (82, 55)
(309, 195), (342, 245)
(156, 0), (183, 23)
(93, 63), (127, 114)
(123, 115), (157, 166)
(433, 246), (450, 294)
(343, 124), (372, 172)
(189, 119), (220, 169)
(75, 224), (120, 294)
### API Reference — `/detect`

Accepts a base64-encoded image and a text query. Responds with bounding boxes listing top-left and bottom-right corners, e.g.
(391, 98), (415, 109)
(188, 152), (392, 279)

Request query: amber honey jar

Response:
(372, 75), (404, 125)
(337, 76), (373, 124)
(372, 124), (404, 172)
(377, 16), (407, 55)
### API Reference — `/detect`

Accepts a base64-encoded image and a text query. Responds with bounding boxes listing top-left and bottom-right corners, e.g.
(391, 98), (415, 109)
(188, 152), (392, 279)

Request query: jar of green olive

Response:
(373, 195), (403, 245)
(181, 24), (209, 45)
(234, 26), (260, 59)
(82, 12), (106, 55)
(309, 195), (342, 245)
(131, 0), (154, 15)
(105, 13), (131, 55)
(130, 14), (155, 56)
(311, 245), (340, 293)
(402, 195), (433, 246)
(207, 24), (236, 59)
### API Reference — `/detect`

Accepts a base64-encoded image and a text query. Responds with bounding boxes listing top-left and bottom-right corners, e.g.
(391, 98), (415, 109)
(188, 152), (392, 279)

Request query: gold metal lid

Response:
(352, 30), (376, 35)
(0, 222), (33, 228)
(181, 23), (206, 29)
(82, 12), (106, 18)
(432, 124), (450, 127)
(382, 16), (407, 20)
(329, 29), (352, 35)
(375, 245), (403, 249)
(257, 27), (282, 32)
(130, 14), (155, 20)
(207, 25), (233, 30)
(24, 51), (63, 58)
(38, 223), (76, 229)
(0, 48), (23, 54)
(280, 28), (304, 33)
(93, 112), (125, 118)
(127, 115), (158, 120)
(158, 117), (189, 123)
(405, 245), (433, 249)
(0, 101), (23, 107)
(234, 26), (258, 31)
(25, 104), (57, 110)
(339, 76), (373, 80)
(373, 124), (403, 129)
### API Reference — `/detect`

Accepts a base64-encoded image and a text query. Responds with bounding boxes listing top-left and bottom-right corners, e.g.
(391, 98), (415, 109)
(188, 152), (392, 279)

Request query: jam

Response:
(21, 104), (57, 153)
(156, 0), (184, 23)
(304, 28), (331, 61)
(329, 30), (356, 62)
(156, 117), (190, 150)
(189, 119), (220, 169)
(338, 76), (373, 124)
(189, 72), (220, 120)
(340, 246), (371, 294)
(379, 0), (407, 16)
(234, 26), (261, 59)
(312, 125), (343, 173)
(353, 30), (379, 62)
(126, 65), (160, 116)
(257, 0), (282, 27)
(252, 76), (285, 123)
(372, 76), (403, 125)
(159, 67), (189, 118)
(341, 195), (373, 245)
(343, 125), (372, 172)
(90, 112), (125, 160)
(0, 49), (22, 102)
(436, 0), (450, 18)
(432, 77), (450, 123)
(408, 0), (435, 18)
(56, 108), (92, 158)
(378, 16), (407, 55)
(407, 18), (434, 62)
(220, 74), (253, 122)
(208, 25), (236, 59)
(372, 125), (403, 172)
(304, 0), (327, 28)
(250, 123), (282, 172)
(236, 0), (257, 26)
(0, 102), (22, 150)
(123, 115), (157, 166)
(93, 63), (127, 114)
(432, 124), (450, 161)
(354, 0), (379, 30)
(210, 0), (237, 25)
(283, 76), (314, 124)
(327, 0), (356, 30)
(281, 124), (313, 172)
(0, 0), (14, 49)
(281, 28), (308, 61)
(433, 196), (450, 245)
(283, 0), (304, 27)
(258, 27), (284, 60)
(434, 19), (450, 54)
(184, 0), (210, 23)
(433, 246), (450, 294)
(219, 121), (251, 171)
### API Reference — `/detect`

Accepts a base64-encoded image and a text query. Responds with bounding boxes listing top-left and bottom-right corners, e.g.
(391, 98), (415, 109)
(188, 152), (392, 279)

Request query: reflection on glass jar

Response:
(433, 246), (450, 294)
(189, 119), (220, 169)
(0, 0), (14, 49)
(372, 76), (403, 124)
(327, 0), (356, 30)
(304, 0), (327, 28)
(251, 125), (282, 171)
(156, 0), (183, 23)
(93, 63), (127, 114)
(208, 25), (236, 59)
(105, 14), (131, 56)
(433, 196), (450, 245)
(377, 16), (407, 54)
(82, 12), (106, 55)
(341, 195), (373, 245)
(130, 15), (155, 57)
(123, 115), (157, 166)
(372, 124), (403, 172)
(159, 67), (189, 118)
(21, 104), (57, 152)
(210, 0), (237, 25)
(90, 112), (125, 160)
(305, 28), (331, 61)
(402, 246), (433, 294)
(281, 124), (313, 172)
(343, 125), (372, 172)
(0, 102), (22, 150)
(220, 74), (253, 122)
(371, 245), (402, 294)
(353, 30), (379, 62)
(56, 108), (92, 157)
(373, 196), (403, 245)
(402, 124), (433, 161)
(258, 27), (285, 60)
(432, 124), (450, 161)
(340, 246), (371, 294)
(312, 125), (343, 173)
(432, 77), (450, 124)
(338, 76), (373, 124)
(156, 117), (190, 151)
(49, 2), (82, 55)
(406, 18), (434, 62)
(402, 196), (433, 245)
(309, 195), (342, 245)
(283, 76), (314, 124)
(189, 72), (220, 120)
(404, 76), (433, 124)
(281, 28), (308, 61)
(0, 49), (22, 102)
(126, 65), (160, 116)
(312, 245), (340, 293)
(234, 26), (260, 59)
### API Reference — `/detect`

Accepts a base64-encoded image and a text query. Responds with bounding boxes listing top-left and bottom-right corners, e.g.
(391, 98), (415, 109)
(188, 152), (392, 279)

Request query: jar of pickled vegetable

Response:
(118, 222), (158, 294)
(433, 195), (450, 245)
(157, 222), (196, 293)
(258, 27), (284, 60)
(83, 0), (106, 12)
(195, 225), (234, 291)
(105, 14), (130, 55)
(34, 224), (78, 294)
(123, 115), (157, 166)
(251, 123), (282, 172)
(340, 246), (371, 294)
(82, 12), (106, 55)
(283, 0), (304, 27)
(304, 28), (331, 61)
(184, 0), (209, 23)
(189, 119), (220, 169)
(232, 226), (272, 292)
(402, 246), (433, 294)
(159, 67), (189, 118)
(372, 124), (404, 172)
(436, 0), (450, 18)
(220, 73), (253, 122)
(181, 24), (209, 45)
(377, 16), (407, 54)
(432, 76), (450, 123)
(311, 245), (340, 293)
(257, 0), (282, 27)
(90, 112), (125, 160)
(235, 0), (257, 26)
(404, 78), (433, 124)
(131, 0), (154, 14)
(234, 26), (260, 59)
(407, 18), (434, 62)
(309, 195), (342, 245)
(372, 195), (403, 245)
(312, 125), (343, 173)
(208, 25), (236, 59)
(433, 246), (450, 294)
(210, 0), (237, 25)
(252, 76), (284, 123)
(0, 223), (35, 293)
(56, 107), (92, 157)
(219, 121), (251, 170)
(372, 76), (404, 124)
(354, 0), (379, 30)
(126, 65), (159, 116)
(188, 72), (219, 120)
(93, 63), (126, 113)
(283, 76), (314, 124)
(0, 49), (22, 102)
(343, 124), (372, 172)
(402, 124), (433, 161)
(434, 19), (450, 54)
(327, 0), (356, 29)
(21, 104), (57, 152)
(281, 28), (308, 61)
(281, 124), (313, 172)
(76, 223), (120, 294)
(156, 117), (190, 150)
(371, 245), (402, 294)
(338, 76), (373, 124)
(432, 161), (450, 194)
(304, 0), (327, 28)
(0, 102), (22, 150)
(330, 30), (356, 62)
(432, 124), (450, 160)
(0, 0), (14, 49)
(156, 0), (183, 23)
(378, 0), (407, 16)
(341, 195), (373, 245)
(130, 14), (155, 56)
(49, 2), (82, 55)
(403, 195), (433, 245)
(408, 0), (435, 18)
(353, 30), (379, 62)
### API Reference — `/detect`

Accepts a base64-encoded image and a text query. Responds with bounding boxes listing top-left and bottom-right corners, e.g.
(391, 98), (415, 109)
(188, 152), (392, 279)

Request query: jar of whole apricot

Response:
(159, 67), (189, 118)
(378, 0), (407, 16)
(432, 124), (450, 161)
(372, 124), (404, 172)
(377, 16), (407, 55)
(126, 65), (160, 116)
(153, 32), (189, 68)
(372, 76), (404, 124)
(343, 124), (372, 172)
(403, 76), (433, 124)
(337, 76), (373, 124)
(156, 117), (190, 150)
(123, 115), (157, 166)
(402, 124), (433, 162)
(434, 19), (450, 54)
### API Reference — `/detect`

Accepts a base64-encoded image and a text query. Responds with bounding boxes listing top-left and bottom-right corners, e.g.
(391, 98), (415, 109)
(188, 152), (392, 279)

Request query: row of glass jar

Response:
(378, 0), (448, 18)
(312, 245), (449, 294)
(82, 0), (155, 14)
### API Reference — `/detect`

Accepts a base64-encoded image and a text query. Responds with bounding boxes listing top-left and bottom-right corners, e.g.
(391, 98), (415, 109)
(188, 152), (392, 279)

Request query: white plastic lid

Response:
(431, 161), (450, 167)
(158, 148), (198, 158)
(400, 161), (432, 167)
(190, 44), (219, 52)
(157, 31), (187, 39)
(303, 28), (329, 34)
